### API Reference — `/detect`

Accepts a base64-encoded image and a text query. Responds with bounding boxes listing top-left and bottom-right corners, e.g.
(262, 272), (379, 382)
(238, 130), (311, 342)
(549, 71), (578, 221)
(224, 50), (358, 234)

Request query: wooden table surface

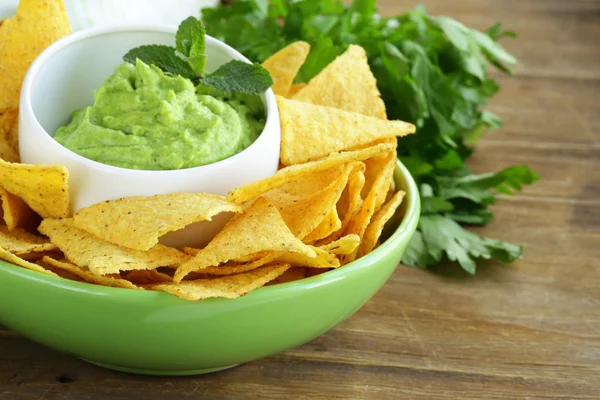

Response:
(2, 1), (599, 399)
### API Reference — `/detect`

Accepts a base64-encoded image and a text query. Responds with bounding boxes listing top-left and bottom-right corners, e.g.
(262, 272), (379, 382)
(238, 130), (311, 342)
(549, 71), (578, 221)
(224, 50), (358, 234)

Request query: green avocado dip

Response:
(54, 59), (266, 170)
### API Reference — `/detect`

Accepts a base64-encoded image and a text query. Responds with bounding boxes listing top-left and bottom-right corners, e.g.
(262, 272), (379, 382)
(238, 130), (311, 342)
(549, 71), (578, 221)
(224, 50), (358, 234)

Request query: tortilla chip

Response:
(42, 256), (141, 289)
(0, 0), (71, 111)
(0, 225), (56, 255)
(227, 141), (395, 204)
(340, 149), (398, 264)
(150, 264), (291, 301)
(73, 193), (242, 251)
(292, 45), (387, 119)
(0, 246), (58, 277)
(262, 41), (310, 97)
(302, 208), (342, 243)
(263, 163), (352, 239)
(198, 252), (280, 276)
(174, 198), (316, 282)
(274, 246), (340, 269)
(266, 267), (306, 285)
(319, 234), (361, 256)
(287, 83), (306, 98)
(0, 109), (19, 162)
(277, 96), (414, 165)
(122, 269), (173, 284)
(358, 191), (405, 258)
(0, 186), (38, 230)
(0, 160), (70, 218)
(38, 218), (189, 275)
(324, 165), (365, 244)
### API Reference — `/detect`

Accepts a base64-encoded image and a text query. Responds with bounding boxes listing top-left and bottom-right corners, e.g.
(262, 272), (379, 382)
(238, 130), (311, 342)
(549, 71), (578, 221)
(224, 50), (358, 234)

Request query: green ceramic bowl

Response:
(0, 161), (419, 376)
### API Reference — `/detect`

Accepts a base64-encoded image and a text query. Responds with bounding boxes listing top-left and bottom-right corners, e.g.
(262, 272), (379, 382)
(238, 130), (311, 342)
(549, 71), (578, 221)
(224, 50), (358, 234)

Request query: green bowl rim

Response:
(0, 160), (420, 303)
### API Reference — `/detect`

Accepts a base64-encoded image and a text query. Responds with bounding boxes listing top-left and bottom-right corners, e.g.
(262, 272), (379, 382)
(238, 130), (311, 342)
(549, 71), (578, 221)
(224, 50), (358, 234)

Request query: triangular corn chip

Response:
(327, 166), (366, 243)
(262, 41), (310, 97)
(174, 198), (316, 282)
(302, 208), (342, 243)
(0, 186), (38, 230)
(277, 96), (415, 165)
(197, 252), (280, 276)
(274, 246), (340, 269)
(319, 234), (361, 256)
(0, 109), (19, 162)
(0, 160), (70, 218)
(73, 193), (242, 251)
(38, 218), (189, 275)
(227, 141), (395, 204)
(287, 83), (306, 98)
(0, 247), (57, 277)
(292, 45), (387, 119)
(0, 225), (56, 255)
(151, 264), (291, 301)
(358, 190), (405, 258)
(42, 257), (142, 289)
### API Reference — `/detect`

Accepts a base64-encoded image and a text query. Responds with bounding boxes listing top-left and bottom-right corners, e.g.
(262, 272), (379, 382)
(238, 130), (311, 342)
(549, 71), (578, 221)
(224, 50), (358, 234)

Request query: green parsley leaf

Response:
(176, 16), (207, 74)
(200, 60), (273, 94)
(123, 45), (196, 80)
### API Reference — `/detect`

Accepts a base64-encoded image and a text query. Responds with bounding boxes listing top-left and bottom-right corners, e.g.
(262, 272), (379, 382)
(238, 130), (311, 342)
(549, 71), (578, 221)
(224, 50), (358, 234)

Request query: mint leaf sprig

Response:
(123, 17), (273, 95)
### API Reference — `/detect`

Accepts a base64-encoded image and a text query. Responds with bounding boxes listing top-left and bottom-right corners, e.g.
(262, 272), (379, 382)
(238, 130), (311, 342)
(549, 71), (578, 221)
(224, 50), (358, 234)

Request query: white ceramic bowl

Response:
(18, 25), (280, 247)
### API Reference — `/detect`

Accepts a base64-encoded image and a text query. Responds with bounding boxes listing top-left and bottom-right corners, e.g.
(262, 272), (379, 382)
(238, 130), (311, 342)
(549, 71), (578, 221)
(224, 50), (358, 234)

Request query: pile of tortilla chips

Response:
(0, 7), (415, 301)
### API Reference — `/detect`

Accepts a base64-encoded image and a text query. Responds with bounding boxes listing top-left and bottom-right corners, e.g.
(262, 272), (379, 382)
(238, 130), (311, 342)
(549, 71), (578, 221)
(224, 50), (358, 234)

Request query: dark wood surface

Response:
(2, 1), (599, 399)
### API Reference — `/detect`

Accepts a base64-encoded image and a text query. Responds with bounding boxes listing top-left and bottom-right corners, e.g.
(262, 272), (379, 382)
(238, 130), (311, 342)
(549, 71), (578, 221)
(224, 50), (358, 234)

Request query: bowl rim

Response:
(19, 23), (279, 175)
(0, 160), (420, 304)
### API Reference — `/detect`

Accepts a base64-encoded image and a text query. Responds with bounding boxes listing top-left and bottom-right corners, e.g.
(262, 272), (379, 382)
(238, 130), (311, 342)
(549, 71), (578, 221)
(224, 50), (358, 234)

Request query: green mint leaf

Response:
(200, 60), (273, 94)
(123, 45), (196, 81)
(176, 16), (207, 74)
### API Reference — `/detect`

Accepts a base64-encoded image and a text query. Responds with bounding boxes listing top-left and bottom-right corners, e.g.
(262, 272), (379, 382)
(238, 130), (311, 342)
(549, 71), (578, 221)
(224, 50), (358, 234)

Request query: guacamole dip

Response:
(54, 59), (266, 170)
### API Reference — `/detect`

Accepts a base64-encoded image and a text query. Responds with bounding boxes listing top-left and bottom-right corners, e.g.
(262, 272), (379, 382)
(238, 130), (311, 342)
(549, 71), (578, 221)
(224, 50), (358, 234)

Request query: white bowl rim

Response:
(20, 23), (279, 176)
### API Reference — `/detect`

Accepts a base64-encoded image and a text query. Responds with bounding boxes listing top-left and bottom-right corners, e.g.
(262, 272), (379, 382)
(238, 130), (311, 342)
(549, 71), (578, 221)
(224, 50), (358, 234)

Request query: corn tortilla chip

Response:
(262, 41), (310, 97)
(0, 186), (38, 230)
(73, 193), (242, 251)
(325, 166), (365, 244)
(38, 218), (189, 275)
(42, 256), (142, 289)
(0, 246), (58, 277)
(227, 141), (395, 204)
(319, 234), (361, 256)
(302, 208), (342, 243)
(263, 164), (352, 239)
(0, 0), (71, 111)
(287, 83), (306, 98)
(122, 269), (173, 284)
(292, 45), (387, 119)
(0, 109), (19, 162)
(198, 252), (280, 276)
(0, 160), (70, 218)
(358, 191), (405, 258)
(0, 225), (56, 255)
(174, 198), (316, 282)
(277, 96), (414, 165)
(274, 246), (340, 269)
(150, 264), (291, 301)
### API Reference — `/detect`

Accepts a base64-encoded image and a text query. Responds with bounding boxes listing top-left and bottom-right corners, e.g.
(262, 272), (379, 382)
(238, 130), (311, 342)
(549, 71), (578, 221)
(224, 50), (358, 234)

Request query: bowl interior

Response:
(29, 27), (256, 137)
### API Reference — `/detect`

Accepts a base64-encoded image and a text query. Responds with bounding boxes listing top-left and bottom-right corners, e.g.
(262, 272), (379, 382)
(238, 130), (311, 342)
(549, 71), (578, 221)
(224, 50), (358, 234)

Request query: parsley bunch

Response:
(202, 0), (539, 274)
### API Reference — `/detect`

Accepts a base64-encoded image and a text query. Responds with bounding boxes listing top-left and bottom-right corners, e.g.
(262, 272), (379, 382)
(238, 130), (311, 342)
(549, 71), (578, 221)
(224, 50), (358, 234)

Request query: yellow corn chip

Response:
(324, 166), (365, 244)
(0, 0), (71, 111)
(319, 234), (361, 255)
(42, 257), (142, 289)
(38, 218), (189, 275)
(263, 163), (352, 239)
(287, 83), (306, 98)
(358, 191), (405, 258)
(302, 208), (342, 243)
(0, 160), (70, 218)
(292, 45), (387, 119)
(340, 150), (397, 264)
(73, 193), (242, 251)
(227, 141), (395, 204)
(0, 186), (38, 230)
(0, 109), (19, 162)
(174, 198), (316, 282)
(262, 41), (310, 97)
(277, 96), (415, 165)
(151, 264), (291, 301)
(198, 252), (280, 276)
(266, 267), (306, 285)
(274, 246), (340, 269)
(0, 225), (56, 255)
(122, 269), (173, 284)
(0, 246), (58, 277)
